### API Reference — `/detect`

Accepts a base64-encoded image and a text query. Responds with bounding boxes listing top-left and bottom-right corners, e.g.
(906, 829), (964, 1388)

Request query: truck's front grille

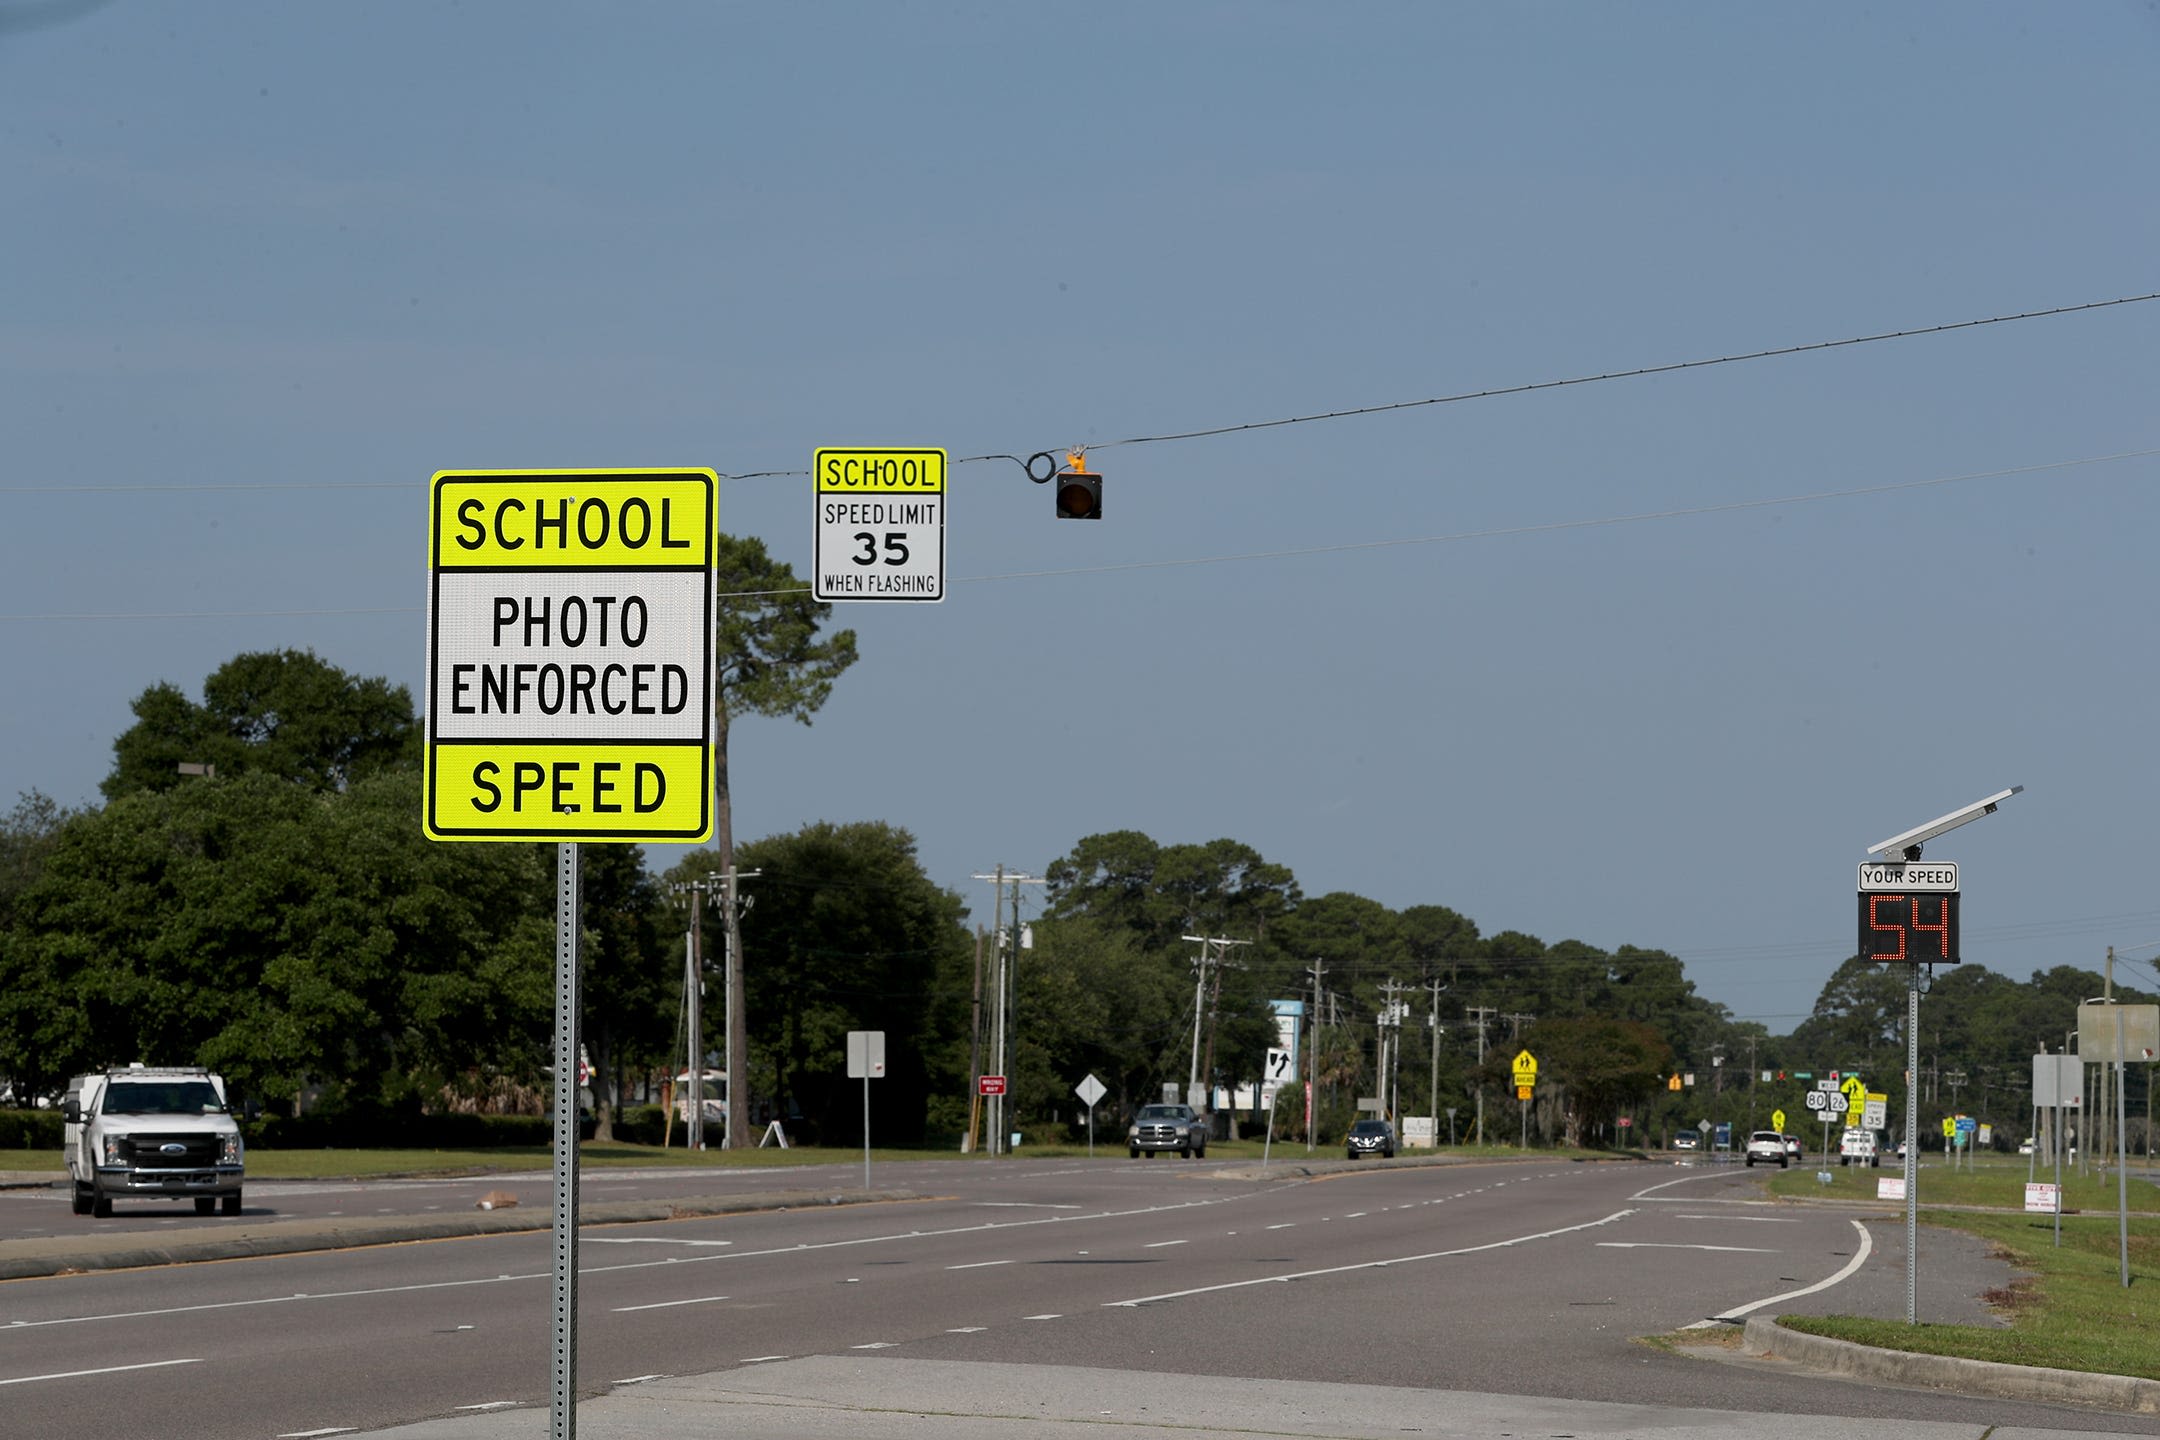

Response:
(116, 1133), (220, 1166)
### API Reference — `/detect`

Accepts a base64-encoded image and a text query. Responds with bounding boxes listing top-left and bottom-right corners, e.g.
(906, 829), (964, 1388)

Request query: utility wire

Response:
(4, 292), (2152, 495)
(2, 446), (2149, 621)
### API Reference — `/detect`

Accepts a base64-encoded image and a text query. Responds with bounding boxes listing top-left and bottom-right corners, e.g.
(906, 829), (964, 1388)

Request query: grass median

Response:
(1763, 1156), (2160, 1380)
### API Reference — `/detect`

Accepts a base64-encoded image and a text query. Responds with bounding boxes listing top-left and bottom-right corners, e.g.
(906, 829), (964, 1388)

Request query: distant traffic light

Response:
(1055, 453), (1101, 519)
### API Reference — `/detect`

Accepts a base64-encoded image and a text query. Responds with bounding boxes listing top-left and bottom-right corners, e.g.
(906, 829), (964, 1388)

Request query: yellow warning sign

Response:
(1511, 1049), (1538, 1088)
(425, 469), (717, 843)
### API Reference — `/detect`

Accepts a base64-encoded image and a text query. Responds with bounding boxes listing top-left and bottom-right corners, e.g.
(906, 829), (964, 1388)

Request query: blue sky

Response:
(5, 3), (2158, 1029)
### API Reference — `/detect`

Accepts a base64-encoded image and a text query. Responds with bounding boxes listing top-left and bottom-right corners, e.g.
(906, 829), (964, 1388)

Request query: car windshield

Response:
(101, 1081), (225, 1115)
(1135, 1106), (1186, 1122)
(1351, 1121), (1388, 1135)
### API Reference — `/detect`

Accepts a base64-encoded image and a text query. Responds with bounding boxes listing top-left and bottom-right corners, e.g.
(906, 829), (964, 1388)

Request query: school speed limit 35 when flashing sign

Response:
(814, 447), (945, 602)
(424, 469), (717, 843)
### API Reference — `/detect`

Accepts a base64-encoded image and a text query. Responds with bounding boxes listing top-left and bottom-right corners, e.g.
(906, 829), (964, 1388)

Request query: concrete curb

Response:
(1742, 1315), (2160, 1414)
(0, 1187), (926, 1281)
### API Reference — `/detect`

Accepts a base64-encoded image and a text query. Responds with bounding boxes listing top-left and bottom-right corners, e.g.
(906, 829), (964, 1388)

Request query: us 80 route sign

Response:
(814, 447), (945, 602)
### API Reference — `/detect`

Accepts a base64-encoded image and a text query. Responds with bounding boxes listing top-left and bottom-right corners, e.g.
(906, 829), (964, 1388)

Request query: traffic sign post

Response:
(1512, 1050), (1537, 1149)
(1859, 785), (2021, 1325)
(1075, 1073), (1107, 1157)
(426, 467), (718, 1440)
(848, 1031), (886, 1191)
(813, 447), (946, 602)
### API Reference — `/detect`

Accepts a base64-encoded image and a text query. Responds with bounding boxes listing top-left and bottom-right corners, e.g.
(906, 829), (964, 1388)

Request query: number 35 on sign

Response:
(814, 448), (946, 603)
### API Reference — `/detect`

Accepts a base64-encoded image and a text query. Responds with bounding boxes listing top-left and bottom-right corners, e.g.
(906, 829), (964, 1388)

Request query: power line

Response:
(1078, 292), (2160, 456)
(5, 292), (2152, 496)
(3, 446), (2150, 622)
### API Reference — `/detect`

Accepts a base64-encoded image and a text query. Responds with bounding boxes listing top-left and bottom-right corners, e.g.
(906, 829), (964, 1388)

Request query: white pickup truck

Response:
(62, 1065), (245, 1217)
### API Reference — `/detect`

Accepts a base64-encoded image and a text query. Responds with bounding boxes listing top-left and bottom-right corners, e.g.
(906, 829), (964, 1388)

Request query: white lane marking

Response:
(740, 1355), (789, 1363)
(946, 1260), (1012, 1270)
(1345, 1212), (1368, 1218)
(851, 1342), (898, 1349)
(587, 1237), (734, 1247)
(946, 1327), (986, 1333)
(1673, 1214), (1800, 1223)
(0, 1358), (201, 1387)
(974, 1202), (1081, 1209)
(8, 1194), (1262, 1334)
(612, 1294), (732, 1312)
(1708, 1219), (1875, 1324)
(1022, 1314), (1062, 1320)
(278, 1429), (358, 1438)
(1106, 1209), (1637, 1307)
(1266, 1223), (1295, 1230)
(612, 1374), (667, 1385)
(1597, 1243), (1777, 1253)
(456, 1401), (520, 1411)
(1143, 1240), (1185, 1249)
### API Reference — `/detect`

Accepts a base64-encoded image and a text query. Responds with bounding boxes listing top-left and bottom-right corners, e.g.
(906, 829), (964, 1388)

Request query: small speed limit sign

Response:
(813, 447), (946, 603)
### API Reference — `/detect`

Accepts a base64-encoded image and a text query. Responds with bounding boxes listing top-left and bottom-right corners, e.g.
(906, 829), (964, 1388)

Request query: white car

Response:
(1744, 1130), (1789, 1168)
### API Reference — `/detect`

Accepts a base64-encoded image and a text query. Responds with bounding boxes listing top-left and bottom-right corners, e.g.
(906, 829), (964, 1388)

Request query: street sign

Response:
(1841, 1075), (1868, 1108)
(978, 1074), (1007, 1096)
(1771, 1109), (1786, 1132)
(1827, 1093), (1849, 1114)
(1805, 1090), (1827, 1111)
(1515, 1085), (1533, 1100)
(1511, 1049), (1537, 1088)
(813, 447), (946, 602)
(1941, 1116), (1956, 1140)
(1857, 861), (1959, 891)
(1074, 1073), (1106, 1108)
(1863, 1093), (1889, 1130)
(1265, 1048), (1294, 1084)
(425, 469), (717, 842)
(1696, 1119), (1711, 1134)
(2032, 1053), (2083, 1108)
(846, 1030), (886, 1079)
(1857, 888), (1961, 964)
(2077, 1003), (2160, 1062)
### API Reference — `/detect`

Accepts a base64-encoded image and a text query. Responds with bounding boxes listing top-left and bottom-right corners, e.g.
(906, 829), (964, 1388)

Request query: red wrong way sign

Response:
(978, 1075), (1008, 1096)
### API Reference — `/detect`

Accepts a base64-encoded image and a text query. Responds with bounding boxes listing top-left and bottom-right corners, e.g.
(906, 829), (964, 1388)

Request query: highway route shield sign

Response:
(425, 469), (717, 842)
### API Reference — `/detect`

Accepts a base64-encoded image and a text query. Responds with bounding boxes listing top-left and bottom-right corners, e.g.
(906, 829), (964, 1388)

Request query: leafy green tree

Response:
(719, 820), (966, 1145)
(104, 649), (418, 798)
(710, 536), (859, 1146)
(575, 844), (670, 1139)
(0, 768), (552, 1112)
(1526, 1015), (1672, 1147)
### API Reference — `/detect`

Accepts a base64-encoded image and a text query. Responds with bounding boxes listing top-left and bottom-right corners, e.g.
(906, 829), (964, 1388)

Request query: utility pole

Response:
(973, 867), (1043, 1156)
(1425, 979), (1447, 1147)
(1377, 979), (1407, 1121)
(1183, 934), (1252, 1127)
(1304, 959), (1326, 1154)
(670, 873), (748, 1149)
(1467, 1006), (1497, 1146)
(965, 925), (985, 1153)
(717, 867), (759, 1148)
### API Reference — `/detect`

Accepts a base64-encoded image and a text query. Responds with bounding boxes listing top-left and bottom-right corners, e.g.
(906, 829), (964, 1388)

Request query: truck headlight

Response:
(1127, 1126), (1139, 1141)
(102, 1134), (123, 1165)
(1174, 1126), (1189, 1139)
(219, 1132), (243, 1166)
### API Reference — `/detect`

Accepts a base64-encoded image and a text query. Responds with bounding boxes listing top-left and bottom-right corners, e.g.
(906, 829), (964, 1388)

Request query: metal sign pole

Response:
(552, 841), (582, 1440)
(1904, 962), (1919, 1326)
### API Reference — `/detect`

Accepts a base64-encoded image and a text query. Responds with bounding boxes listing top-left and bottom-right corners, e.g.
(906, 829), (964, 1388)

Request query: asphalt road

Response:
(0, 1155), (2149, 1439)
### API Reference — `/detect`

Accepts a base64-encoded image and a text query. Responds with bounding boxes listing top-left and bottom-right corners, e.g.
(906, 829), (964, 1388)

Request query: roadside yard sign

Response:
(813, 447), (946, 602)
(425, 469), (717, 842)
(2025, 1183), (2062, 1214)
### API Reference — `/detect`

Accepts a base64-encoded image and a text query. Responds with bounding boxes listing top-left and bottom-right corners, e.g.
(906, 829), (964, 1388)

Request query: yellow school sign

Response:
(1512, 1049), (1537, 1099)
(424, 469), (717, 842)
